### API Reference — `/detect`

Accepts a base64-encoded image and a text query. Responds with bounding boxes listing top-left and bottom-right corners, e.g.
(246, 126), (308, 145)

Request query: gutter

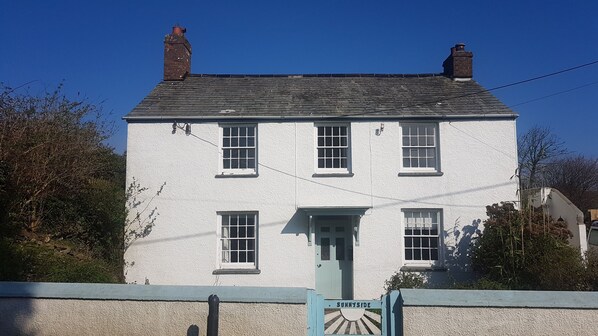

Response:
(122, 113), (518, 122)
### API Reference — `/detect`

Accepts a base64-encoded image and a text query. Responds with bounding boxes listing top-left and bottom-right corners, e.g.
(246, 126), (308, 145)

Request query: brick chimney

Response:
(443, 43), (473, 80)
(164, 26), (192, 81)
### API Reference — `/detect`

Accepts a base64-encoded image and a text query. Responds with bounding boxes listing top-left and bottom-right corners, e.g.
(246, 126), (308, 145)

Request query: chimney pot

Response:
(172, 26), (186, 36)
(455, 43), (465, 51)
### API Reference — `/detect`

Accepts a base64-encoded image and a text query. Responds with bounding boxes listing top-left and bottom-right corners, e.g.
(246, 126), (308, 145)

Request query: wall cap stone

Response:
(0, 282), (310, 304)
(398, 289), (598, 309)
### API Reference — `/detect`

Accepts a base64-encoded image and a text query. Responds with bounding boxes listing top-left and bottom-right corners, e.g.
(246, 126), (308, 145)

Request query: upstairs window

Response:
(401, 124), (439, 172)
(315, 125), (351, 174)
(220, 125), (257, 175)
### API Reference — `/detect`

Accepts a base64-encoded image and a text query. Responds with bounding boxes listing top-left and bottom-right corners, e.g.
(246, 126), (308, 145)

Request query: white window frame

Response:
(219, 124), (258, 175)
(399, 123), (440, 173)
(216, 212), (258, 270)
(401, 209), (443, 267)
(314, 123), (352, 174)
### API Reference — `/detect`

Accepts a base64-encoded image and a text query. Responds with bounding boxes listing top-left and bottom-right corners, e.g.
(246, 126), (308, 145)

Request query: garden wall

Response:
(397, 289), (598, 336)
(0, 282), (308, 336)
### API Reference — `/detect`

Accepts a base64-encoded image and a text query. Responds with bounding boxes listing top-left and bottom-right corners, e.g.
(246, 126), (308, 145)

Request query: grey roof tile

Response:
(125, 74), (517, 120)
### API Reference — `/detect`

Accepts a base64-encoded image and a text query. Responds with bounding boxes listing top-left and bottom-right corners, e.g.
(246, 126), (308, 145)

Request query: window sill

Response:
(215, 173), (259, 178)
(400, 265), (447, 272)
(312, 173), (354, 178)
(398, 171), (443, 177)
(212, 268), (261, 275)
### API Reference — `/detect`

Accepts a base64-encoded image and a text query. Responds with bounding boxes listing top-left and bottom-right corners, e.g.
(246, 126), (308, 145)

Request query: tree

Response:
(0, 84), (128, 282)
(0, 84), (112, 234)
(544, 155), (598, 213)
(518, 126), (567, 191)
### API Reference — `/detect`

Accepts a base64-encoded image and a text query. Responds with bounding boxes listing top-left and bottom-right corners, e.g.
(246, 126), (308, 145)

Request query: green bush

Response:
(0, 238), (31, 280)
(41, 257), (118, 283)
(0, 240), (120, 283)
(384, 270), (426, 293)
(472, 203), (587, 290)
(585, 248), (598, 290)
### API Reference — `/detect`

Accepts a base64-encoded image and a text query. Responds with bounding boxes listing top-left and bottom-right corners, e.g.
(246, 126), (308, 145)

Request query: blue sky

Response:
(2, 1), (597, 156)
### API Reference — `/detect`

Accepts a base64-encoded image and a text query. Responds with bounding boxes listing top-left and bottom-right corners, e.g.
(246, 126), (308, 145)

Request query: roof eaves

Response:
(123, 113), (518, 122)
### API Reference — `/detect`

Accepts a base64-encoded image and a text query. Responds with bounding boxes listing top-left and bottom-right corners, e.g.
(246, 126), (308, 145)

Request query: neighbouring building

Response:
(124, 26), (519, 299)
(527, 187), (588, 254)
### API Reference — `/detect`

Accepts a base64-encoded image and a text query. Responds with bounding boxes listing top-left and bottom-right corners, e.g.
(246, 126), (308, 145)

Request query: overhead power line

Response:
(161, 59), (598, 202)
(336, 59), (598, 118)
(178, 125), (509, 207)
(509, 81), (598, 108)
(488, 60), (598, 91)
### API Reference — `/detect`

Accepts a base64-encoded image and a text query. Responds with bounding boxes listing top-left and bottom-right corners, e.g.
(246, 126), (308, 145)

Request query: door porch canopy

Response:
(298, 206), (371, 246)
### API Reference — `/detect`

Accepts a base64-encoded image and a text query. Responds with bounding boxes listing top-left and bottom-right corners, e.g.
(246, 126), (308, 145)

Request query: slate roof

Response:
(124, 74), (517, 120)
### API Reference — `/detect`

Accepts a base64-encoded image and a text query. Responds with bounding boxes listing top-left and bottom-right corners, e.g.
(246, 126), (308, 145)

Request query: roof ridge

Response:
(188, 73), (444, 78)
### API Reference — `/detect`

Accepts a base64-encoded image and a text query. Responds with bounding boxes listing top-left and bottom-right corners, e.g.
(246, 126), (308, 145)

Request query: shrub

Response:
(0, 241), (120, 283)
(450, 278), (511, 290)
(472, 202), (586, 290)
(585, 248), (598, 290)
(384, 270), (426, 293)
(0, 238), (31, 280)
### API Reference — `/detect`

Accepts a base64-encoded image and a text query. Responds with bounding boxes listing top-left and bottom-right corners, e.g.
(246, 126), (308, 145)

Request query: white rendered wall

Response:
(125, 119), (518, 298)
(530, 187), (588, 253)
(1, 299), (306, 336)
(402, 306), (598, 336)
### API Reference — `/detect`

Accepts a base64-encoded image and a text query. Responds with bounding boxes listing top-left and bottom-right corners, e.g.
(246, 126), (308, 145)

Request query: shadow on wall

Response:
(280, 211), (308, 237)
(0, 283), (36, 336)
(427, 218), (482, 286)
(283, 210), (485, 288)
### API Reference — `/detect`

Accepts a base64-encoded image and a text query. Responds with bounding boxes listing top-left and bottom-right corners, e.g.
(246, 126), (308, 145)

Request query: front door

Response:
(315, 216), (353, 299)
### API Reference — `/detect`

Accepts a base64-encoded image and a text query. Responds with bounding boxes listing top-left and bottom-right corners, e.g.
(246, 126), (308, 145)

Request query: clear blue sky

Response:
(2, 1), (597, 156)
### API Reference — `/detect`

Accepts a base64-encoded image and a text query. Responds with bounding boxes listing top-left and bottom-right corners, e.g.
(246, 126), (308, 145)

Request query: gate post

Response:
(207, 294), (220, 336)
(306, 291), (325, 336)
(316, 294), (325, 336)
(387, 290), (402, 336)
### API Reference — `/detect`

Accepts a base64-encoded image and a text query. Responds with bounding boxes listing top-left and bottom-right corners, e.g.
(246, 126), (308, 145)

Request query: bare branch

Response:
(518, 126), (568, 190)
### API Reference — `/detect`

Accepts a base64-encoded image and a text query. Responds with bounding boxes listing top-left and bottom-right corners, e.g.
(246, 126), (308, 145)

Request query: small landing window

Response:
(315, 124), (351, 174)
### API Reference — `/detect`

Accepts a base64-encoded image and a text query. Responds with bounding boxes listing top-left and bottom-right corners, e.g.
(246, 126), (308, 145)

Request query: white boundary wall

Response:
(0, 282), (308, 336)
(3, 283), (598, 335)
(397, 289), (598, 336)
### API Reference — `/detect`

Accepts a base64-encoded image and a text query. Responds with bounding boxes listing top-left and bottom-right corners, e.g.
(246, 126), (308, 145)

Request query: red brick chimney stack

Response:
(443, 43), (473, 80)
(164, 26), (192, 81)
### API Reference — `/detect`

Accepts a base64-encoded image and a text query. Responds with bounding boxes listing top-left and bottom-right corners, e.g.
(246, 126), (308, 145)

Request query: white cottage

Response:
(124, 27), (519, 299)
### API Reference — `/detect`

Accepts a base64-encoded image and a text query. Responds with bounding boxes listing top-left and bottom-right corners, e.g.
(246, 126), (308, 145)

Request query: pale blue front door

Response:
(315, 216), (353, 299)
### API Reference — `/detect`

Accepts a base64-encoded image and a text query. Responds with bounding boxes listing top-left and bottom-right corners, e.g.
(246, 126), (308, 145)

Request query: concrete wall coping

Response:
(0, 282), (309, 304)
(399, 289), (598, 309)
